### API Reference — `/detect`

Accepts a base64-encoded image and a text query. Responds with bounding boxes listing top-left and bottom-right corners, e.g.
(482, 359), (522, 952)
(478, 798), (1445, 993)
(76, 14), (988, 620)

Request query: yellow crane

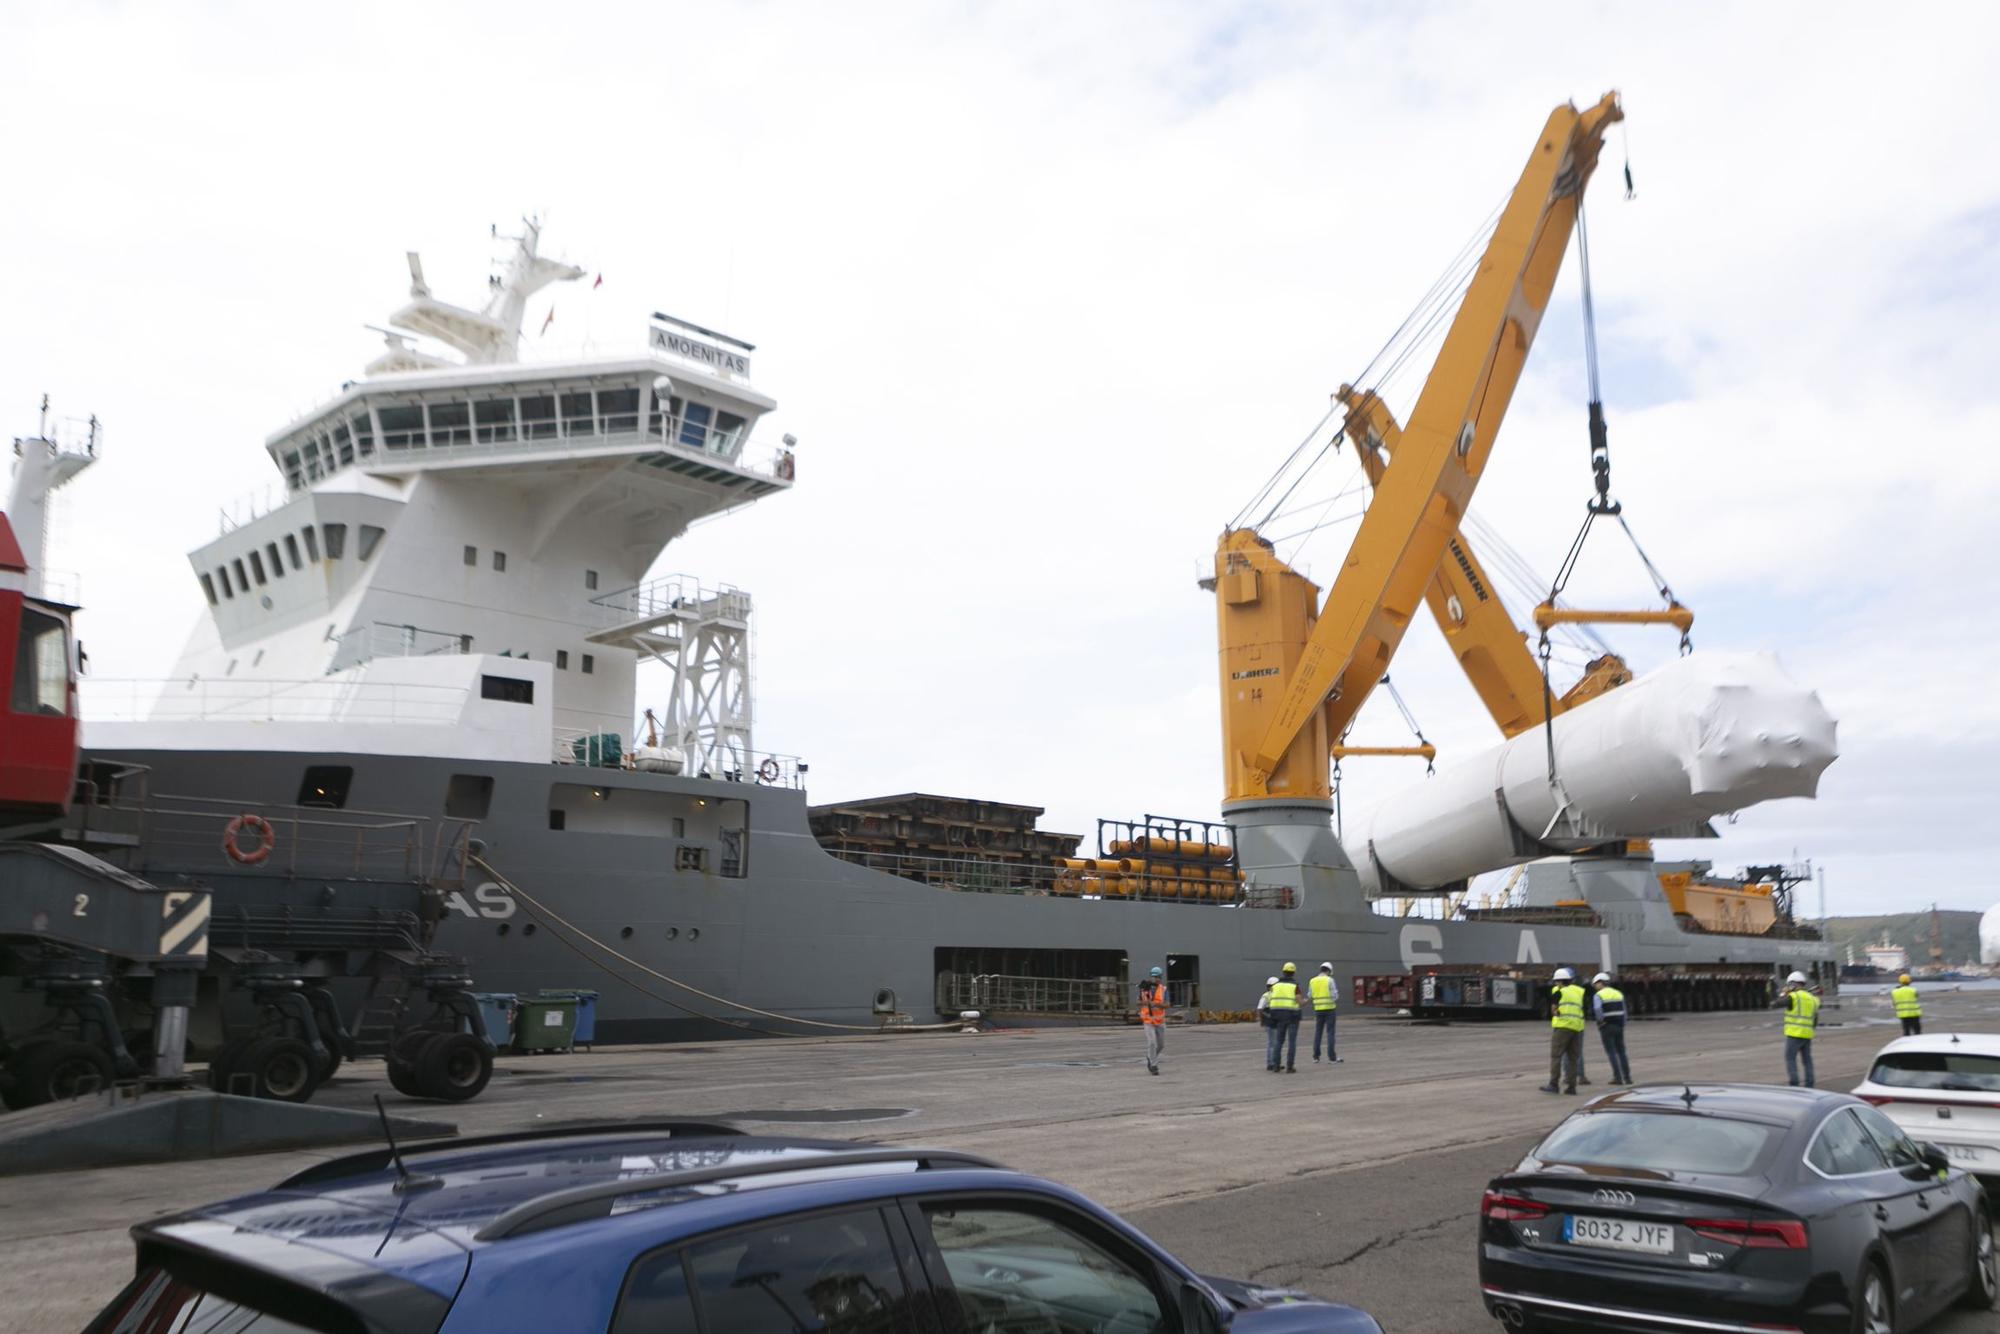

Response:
(1213, 92), (1624, 806)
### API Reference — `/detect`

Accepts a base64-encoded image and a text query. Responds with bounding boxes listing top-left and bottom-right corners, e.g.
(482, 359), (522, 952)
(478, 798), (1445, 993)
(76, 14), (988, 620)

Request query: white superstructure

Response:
(87, 221), (793, 772)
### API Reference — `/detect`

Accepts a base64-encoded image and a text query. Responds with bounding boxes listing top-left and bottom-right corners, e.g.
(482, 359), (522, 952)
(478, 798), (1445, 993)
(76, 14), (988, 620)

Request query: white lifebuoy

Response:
(223, 813), (276, 865)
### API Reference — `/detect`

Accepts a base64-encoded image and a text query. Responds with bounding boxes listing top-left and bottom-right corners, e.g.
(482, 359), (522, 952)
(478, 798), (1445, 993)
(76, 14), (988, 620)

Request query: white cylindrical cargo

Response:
(1353, 652), (1837, 897)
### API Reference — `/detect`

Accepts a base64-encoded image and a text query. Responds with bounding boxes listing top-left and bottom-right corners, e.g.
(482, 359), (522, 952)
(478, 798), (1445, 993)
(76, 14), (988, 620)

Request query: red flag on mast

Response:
(540, 307), (555, 336)
(592, 273), (603, 290)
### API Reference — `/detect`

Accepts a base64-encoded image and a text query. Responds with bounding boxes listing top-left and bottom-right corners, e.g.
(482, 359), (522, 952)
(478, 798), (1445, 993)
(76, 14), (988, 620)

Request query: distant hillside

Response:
(1823, 910), (1983, 968)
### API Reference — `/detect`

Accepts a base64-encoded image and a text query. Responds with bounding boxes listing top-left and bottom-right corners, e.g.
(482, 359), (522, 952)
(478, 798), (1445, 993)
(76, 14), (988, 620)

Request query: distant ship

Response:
(68, 223), (1840, 1041)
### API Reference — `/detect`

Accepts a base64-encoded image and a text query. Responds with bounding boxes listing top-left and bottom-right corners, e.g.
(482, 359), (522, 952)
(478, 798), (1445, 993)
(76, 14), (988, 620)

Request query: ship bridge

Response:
(154, 221), (796, 758)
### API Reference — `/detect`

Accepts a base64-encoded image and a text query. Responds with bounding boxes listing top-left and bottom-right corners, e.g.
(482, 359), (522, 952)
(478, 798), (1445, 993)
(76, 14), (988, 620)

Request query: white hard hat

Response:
(1787, 971), (1808, 984)
(1319, 961), (1334, 971)
(1266, 976), (1279, 985)
(1553, 967), (1575, 981)
(1591, 972), (1611, 984)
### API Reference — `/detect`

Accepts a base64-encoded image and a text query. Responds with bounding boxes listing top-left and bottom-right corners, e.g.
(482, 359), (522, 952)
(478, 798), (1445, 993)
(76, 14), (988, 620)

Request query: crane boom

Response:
(1220, 92), (1622, 801)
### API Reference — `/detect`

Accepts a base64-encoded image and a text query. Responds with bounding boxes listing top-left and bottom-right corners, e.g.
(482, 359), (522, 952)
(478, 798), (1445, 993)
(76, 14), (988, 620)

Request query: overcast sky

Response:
(6, 2), (1996, 917)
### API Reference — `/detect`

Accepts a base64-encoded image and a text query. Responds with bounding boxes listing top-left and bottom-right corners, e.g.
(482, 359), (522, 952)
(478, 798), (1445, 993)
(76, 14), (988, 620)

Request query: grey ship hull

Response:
(95, 747), (1838, 1042)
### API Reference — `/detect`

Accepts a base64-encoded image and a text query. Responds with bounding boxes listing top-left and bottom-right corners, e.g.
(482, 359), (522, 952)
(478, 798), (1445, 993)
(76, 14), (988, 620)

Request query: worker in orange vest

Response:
(1139, 967), (1169, 1076)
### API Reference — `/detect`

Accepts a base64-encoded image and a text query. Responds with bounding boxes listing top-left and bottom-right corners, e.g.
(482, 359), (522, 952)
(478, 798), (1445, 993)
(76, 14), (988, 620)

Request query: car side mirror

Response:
(1180, 1282), (1232, 1334)
(1915, 1142), (1951, 1178)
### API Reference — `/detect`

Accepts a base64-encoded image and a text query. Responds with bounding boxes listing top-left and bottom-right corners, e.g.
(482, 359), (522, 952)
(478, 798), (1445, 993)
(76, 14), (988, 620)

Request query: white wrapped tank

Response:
(1354, 652), (1838, 896)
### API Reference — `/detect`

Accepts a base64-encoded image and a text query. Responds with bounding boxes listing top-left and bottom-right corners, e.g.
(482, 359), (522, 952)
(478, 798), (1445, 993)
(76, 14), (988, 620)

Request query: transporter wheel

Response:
(238, 1037), (321, 1103)
(10, 1040), (115, 1107)
(416, 1033), (493, 1102)
(312, 1009), (344, 1081)
(1961, 1206), (1997, 1310)
(386, 1031), (440, 1097)
(208, 1036), (259, 1094)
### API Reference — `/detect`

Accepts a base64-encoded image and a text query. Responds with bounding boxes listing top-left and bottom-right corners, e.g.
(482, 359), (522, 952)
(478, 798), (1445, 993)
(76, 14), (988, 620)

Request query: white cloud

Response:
(4, 1), (1996, 918)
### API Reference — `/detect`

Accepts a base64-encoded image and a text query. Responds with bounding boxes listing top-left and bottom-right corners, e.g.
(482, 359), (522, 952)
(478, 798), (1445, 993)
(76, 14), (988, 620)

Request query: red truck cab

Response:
(0, 512), (79, 816)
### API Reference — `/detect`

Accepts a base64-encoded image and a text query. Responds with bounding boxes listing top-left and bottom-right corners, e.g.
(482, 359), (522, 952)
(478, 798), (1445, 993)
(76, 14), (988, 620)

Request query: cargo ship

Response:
(44, 197), (1837, 1046)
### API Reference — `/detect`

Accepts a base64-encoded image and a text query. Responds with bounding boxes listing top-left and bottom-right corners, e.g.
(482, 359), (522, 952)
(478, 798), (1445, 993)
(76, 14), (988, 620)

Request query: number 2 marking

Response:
(73, 893), (89, 917)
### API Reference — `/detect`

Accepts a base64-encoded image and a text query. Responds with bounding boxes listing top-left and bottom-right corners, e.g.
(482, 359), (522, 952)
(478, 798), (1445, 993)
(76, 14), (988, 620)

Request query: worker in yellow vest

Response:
(1890, 973), (1922, 1036)
(1783, 971), (1821, 1087)
(1266, 962), (1302, 1073)
(1590, 972), (1632, 1085)
(1139, 967), (1169, 1076)
(1309, 962), (1342, 1065)
(1540, 967), (1588, 1095)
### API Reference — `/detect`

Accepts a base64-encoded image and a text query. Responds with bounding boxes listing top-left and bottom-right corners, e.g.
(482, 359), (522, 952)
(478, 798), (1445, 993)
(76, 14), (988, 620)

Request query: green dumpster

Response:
(512, 994), (579, 1053)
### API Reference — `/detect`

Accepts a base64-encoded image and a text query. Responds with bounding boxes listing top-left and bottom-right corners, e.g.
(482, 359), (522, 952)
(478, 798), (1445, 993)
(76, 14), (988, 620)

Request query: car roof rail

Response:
(276, 1119), (749, 1188)
(473, 1146), (1006, 1242)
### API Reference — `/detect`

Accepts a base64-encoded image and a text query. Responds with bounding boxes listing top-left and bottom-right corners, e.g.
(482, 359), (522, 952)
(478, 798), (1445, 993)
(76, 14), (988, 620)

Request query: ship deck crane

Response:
(1214, 92), (1623, 807)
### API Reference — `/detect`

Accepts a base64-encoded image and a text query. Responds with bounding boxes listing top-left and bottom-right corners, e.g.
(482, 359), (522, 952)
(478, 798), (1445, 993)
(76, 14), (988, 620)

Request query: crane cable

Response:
(1331, 673), (1435, 841)
(467, 853), (967, 1036)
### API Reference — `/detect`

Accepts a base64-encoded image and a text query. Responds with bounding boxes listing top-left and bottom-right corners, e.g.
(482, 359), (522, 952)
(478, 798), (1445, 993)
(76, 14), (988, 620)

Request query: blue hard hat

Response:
(1149, 966), (1163, 977)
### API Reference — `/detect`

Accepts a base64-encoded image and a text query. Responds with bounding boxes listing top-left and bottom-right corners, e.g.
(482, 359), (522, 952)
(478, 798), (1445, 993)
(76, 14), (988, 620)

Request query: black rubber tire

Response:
(386, 1032), (440, 1097)
(1852, 1260), (1893, 1334)
(312, 1009), (344, 1081)
(208, 1036), (259, 1094)
(1960, 1207), (1998, 1310)
(237, 1037), (321, 1103)
(10, 1040), (115, 1107)
(416, 1033), (493, 1103)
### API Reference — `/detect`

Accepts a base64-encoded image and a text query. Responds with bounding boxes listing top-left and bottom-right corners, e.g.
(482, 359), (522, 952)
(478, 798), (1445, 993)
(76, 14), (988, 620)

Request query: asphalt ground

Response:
(2, 987), (1996, 1333)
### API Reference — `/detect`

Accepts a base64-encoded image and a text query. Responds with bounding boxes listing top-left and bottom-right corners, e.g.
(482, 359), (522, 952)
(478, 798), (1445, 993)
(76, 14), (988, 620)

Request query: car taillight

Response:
(1857, 1095), (1895, 1107)
(1687, 1218), (1808, 1249)
(1481, 1190), (1548, 1221)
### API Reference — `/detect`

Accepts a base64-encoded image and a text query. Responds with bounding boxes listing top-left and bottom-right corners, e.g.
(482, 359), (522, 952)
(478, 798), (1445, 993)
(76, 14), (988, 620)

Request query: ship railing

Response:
(549, 726), (808, 790)
(824, 848), (1295, 907)
(217, 480), (289, 533)
(327, 622), (472, 672)
(588, 575), (752, 629)
(80, 789), (458, 884)
(936, 973), (1201, 1017)
(82, 677), (470, 726)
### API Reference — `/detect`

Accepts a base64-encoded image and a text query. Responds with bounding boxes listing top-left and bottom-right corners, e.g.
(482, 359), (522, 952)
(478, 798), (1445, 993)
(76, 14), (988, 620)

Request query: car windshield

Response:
(1534, 1111), (1779, 1176)
(91, 1266), (323, 1332)
(1868, 1051), (2000, 1092)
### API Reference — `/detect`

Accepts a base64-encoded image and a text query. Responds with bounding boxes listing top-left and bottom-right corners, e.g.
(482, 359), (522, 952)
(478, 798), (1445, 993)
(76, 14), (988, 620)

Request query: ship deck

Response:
(7, 989), (1997, 1332)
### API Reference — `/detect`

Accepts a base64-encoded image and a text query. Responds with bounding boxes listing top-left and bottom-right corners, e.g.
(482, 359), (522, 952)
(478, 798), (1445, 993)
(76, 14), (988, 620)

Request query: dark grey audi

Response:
(1478, 1084), (1996, 1333)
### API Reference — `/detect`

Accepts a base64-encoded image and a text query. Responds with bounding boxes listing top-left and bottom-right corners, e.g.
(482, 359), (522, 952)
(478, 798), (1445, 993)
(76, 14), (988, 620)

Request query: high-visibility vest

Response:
(1139, 983), (1166, 1025)
(1309, 974), (1336, 1011)
(1268, 980), (1300, 1011)
(1891, 985), (1922, 1019)
(1784, 989), (1820, 1040)
(1551, 984), (1586, 1032)
(1595, 986), (1627, 1023)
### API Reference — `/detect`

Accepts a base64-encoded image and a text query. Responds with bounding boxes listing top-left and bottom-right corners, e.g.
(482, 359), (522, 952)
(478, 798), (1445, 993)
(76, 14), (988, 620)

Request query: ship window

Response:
(556, 650), (568, 670)
(378, 405), (424, 449)
(298, 765), (352, 809)
(306, 457), (323, 482)
(548, 808), (566, 830)
(713, 410), (747, 454)
(445, 774), (494, 820)
(428, 400), (471, 446)
(263, 543), (284, 579)
(678, 401), (712, 450)
(358, 525), (385, 561)
(582, 654), (595, 674)
(492, 550), (506, 572)
(301, 526), (320, 562)
(215, 566), (234, 599)
(199, 572), (218, 605)
(232, 559), (249, 593)
(333, 422), (355, 465)
(351, 412), (375, 457)
(560, 390), (595, 437)
(585, 569), (598, 590)
(480, 675), (534, 704)
(248, 551), (267, 585)
(520, 394), (557, 440)
(474, 397), (517, 444)
(12, 607), (69, 717)
(600, 387), (640, 433)
(281, 450), (304, 489)
(463, 545), (477, 566)
(283, 534), (301, 569)
(648, 389), (682, 438)
(322, 524), (347, 559)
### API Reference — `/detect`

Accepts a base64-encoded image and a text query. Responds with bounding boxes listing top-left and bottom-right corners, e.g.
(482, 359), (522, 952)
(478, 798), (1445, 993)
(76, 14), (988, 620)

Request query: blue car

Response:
(84, 1120), (1382, 1333)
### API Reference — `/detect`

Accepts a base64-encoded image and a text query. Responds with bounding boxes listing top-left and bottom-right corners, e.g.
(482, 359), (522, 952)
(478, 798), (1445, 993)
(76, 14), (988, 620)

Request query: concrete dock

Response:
(4, 987), (1996, 1333)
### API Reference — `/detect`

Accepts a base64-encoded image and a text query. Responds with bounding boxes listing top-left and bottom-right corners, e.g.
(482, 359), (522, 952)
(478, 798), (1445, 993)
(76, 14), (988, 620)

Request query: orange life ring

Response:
(223, 813), (276, 865)
(756, 757), (781, 784)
